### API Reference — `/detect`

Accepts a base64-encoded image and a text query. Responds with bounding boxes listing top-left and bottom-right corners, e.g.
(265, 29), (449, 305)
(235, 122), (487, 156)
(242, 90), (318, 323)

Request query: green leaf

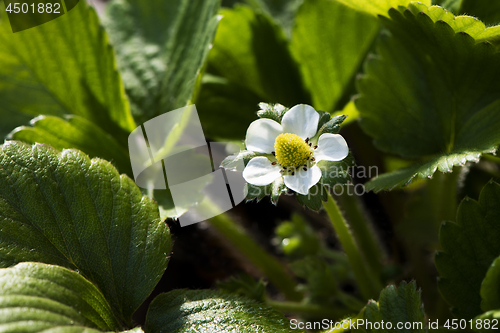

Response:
(480, 256), (500, 312)
(8, 115), (132, 176)
(275, 214), (321, 258)
(289, 257), (340, 306)
(358, 4), (500, 191)
(363, 281), (425, 333)
(474, 310), (500, 333)
(296, 184), (328, 211)
(0, 262), (132, 332)
(244, 0), (304, 36)
(145, 289), (302, 333)
(459, 0), (500, 26)
(0, 1), (135, 140)
(334, 0), (431, 17)
(196, 75), (262, 140)
(0, 142), (171, 325)
(435, 181), (500, 319)
(366, 152), (479, 192)
(208, 6), (306, 104)
(217, 274), (267, 303)
(290, 0), (380, 112)
(105, 0), (221, 123)
(433, 0), (462, 14)
(196, 4), (312, 141)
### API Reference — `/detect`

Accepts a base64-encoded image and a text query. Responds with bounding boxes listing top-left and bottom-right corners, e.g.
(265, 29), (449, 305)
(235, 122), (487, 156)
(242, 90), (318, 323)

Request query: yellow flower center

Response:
(274, 133), (310, 168)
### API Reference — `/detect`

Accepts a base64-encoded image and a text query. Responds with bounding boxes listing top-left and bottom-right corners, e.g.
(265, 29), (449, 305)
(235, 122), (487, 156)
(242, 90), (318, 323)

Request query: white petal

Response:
(243, 157), (282, 186)
(283, 165), (322, 195)
(315, 133), (349, 162)
(281, 104), (319, 140)
(245, 119), (283, 154)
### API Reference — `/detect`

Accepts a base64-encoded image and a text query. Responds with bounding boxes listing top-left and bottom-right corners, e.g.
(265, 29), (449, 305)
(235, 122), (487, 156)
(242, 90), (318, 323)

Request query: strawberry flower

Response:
(242, 104), (349, 195)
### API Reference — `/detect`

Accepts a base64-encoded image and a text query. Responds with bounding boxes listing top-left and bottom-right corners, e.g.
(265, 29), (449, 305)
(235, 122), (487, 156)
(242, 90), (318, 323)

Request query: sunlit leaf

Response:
(333, 0), (431, 17)
(0, 262), (146, 332)
(8, 115), (132, 176)
(105, 0), (221, 123)
(0, 1), (135, 140)
(459, 0), (500, 26)
(145, 290), (302, 332)
(359, 4), (500, 191)
(0, 142), (171, 325)
(290, 0), (380, 112)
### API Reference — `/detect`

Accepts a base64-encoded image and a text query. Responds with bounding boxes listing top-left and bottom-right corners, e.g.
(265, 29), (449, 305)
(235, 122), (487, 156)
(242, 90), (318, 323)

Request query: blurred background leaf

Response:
(0, 0), (135, 141)
(459, 0), (500, 26)
(436, 181), (500, 319)
(290, 0), (379, 113)
(196, 5), (309, 140)
(105, 0), (221, 124)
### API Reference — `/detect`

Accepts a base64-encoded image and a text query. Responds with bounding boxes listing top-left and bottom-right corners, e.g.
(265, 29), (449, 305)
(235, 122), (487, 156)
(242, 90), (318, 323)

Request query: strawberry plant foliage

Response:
(290, 0), (380, 113)
(105, 0), (221, 124)
(0, 262), (125, 332)
(145, 290), (302, 333)
(357, 3), (500, 191)
(436, 181), (500, 319)
(0, 0), (135, 140)
(363, 281), (425, 333)
(0, 142), (171, 326)
(9, 115), (133, 176)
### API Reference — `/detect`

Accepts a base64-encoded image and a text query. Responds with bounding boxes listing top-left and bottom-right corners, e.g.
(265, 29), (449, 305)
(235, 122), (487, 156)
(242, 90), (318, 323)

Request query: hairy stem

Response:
(323, 193), (382, 300)
(337, 193), (384, 276)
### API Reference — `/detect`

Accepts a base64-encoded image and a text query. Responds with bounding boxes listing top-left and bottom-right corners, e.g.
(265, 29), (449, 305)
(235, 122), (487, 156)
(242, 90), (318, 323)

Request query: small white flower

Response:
(242, 104), (349, 195)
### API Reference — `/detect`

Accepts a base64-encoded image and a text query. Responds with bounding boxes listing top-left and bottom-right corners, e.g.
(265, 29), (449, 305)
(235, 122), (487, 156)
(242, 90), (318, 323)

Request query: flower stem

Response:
(322, 193), (382, 300)
(205, 206), (302, 301)
(337, 193), (384, 276)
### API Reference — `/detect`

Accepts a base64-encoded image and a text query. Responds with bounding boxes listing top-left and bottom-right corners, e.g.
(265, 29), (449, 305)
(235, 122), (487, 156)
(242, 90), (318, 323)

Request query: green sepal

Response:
(245, 176), (286, 205)
(296, 184), (328, 211)
(221, 150), (258, 170)
(316, 111), (332, 132)
(318, 153), (355, 188)
(245, 183), (272, 202)
(271, 177), (287, 205)
(317, 114), (348, 137)
(257, 102), (289, 123)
